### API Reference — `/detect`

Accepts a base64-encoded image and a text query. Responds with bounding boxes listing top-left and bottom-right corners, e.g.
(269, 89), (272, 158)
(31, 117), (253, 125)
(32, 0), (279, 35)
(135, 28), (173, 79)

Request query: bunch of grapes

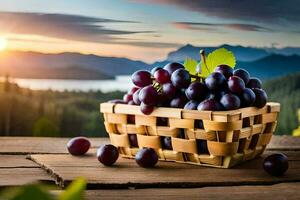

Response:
(119, 61), (267, 115)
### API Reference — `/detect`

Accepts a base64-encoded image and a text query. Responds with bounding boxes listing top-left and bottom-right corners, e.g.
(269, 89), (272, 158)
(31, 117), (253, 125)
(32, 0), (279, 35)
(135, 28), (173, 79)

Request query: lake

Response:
(0, 76), (133, 92)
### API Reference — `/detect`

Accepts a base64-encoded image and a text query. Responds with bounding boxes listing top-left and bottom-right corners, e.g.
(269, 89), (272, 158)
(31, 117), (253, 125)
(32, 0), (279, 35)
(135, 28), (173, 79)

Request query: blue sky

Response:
(0, 0), (299, 62)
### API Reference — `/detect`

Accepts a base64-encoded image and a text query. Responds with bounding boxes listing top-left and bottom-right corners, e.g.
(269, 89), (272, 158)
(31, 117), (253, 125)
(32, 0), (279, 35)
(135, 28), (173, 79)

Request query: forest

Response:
(0, 72), (299, 137)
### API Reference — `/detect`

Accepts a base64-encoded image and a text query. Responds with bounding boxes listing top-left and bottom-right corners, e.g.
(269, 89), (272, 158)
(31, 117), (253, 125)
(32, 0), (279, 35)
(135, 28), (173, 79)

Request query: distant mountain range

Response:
(0, 44), (299, 80)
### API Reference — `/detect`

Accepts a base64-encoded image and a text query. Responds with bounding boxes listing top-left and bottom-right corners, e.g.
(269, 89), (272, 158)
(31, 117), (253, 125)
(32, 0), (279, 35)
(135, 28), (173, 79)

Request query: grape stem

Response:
(200, 50), (210, 74)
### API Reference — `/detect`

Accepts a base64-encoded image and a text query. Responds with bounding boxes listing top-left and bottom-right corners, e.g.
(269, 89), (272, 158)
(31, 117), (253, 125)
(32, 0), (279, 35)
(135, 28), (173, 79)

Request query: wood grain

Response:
(82, 182), (300, 200)
(0, 155), (39, 168)
(0, 137), (108, 154)
(29, 151), (300, 189)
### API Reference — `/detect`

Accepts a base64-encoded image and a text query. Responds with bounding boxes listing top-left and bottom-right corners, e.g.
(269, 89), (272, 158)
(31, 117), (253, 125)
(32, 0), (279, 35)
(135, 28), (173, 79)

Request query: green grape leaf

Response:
(200, 48), (236, 77)
(183, 57), (198, 75)
(58, 178), (86, 200)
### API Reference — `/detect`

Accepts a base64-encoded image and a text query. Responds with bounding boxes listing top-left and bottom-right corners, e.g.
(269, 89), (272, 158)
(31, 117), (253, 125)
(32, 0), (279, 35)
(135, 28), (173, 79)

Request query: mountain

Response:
(266, 47), (300, 56)
(0, 51), (151, 79)
(238, 54), (300, 79)
(164, 44), (270, 62)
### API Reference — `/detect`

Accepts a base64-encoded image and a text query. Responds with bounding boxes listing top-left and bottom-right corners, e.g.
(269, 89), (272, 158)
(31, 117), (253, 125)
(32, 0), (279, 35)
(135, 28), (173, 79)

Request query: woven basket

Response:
(100, 102), (280, 168)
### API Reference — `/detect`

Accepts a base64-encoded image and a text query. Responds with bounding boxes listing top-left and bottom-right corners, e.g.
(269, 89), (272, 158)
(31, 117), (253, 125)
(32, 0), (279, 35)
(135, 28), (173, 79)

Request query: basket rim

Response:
(100, 102), (280, 121)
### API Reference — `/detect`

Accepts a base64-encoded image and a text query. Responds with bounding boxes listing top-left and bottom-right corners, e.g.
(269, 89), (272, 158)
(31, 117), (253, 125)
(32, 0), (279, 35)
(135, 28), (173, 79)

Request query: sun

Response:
(0, 38), (7, 51)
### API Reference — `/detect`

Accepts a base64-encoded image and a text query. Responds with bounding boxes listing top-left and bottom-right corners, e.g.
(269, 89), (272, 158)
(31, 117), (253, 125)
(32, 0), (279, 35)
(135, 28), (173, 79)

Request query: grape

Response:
(139, 85), (158, 106)
(253, 88), (268, 108)
(184, 100), (199, 110)
(185, 82), (208, 101)
(97, 144), (119, 166)
(161, 136), (172, 150)
(135, 148), (158, 168)
(196, 139), (209, 154)
(132, 89), (141, 105)
(108, 99), (125, 104)
(214, 64), (233, 79)
(127, 115), (135, 124)
(233, 69), (250, 84)
(128, 100), (135, 105)
(263, 153), (288, 176)
(157, 117), (168, 126)
(163, 62), (184, 74)
(151, 66), (162, 75)
(197, 99), (223, 111)
(123, 93), (133, 103)
(132, 70), (152, 87)
(170, 95), (188, 108)
(240, 88), (256, 107)
(194, 120), (204, 129)
(220, 94), (241, 110)
(228, 76), (245, 94)
(154, 69), (170, 84)
(140, 102), (154, 115)
(128, 134), (138, 147)
(128, 87), (139, 95)
(205, 72), (226, 91)
(157, 93), (170, 107)
(206, 90), (226, 101)
(162, 82), (177, 99)
(171, 69), (191, 89)
(247, 77), (262, 89)
(67, 137), (91, 156)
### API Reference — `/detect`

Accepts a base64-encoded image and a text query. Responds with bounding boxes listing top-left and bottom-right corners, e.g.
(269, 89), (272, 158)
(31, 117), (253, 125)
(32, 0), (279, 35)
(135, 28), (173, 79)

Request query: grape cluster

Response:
(120, 62), (268, 115)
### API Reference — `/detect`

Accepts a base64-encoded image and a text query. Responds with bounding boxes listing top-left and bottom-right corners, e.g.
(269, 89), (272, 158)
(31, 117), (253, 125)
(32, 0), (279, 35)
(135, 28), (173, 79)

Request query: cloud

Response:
(172, 22), (271, 32)
(118, 41), (181, 48)
(136, 0), (300, 25)
(0, 11), (151, 43)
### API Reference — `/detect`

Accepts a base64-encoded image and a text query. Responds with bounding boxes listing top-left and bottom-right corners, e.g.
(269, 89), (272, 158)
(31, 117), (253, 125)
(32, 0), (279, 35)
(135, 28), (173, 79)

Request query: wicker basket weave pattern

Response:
(100, 102), (280, 168)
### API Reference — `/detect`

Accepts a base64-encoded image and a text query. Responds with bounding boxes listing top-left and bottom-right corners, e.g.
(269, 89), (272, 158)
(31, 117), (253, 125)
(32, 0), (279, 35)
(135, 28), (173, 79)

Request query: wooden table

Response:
(0, 136), (300, 199)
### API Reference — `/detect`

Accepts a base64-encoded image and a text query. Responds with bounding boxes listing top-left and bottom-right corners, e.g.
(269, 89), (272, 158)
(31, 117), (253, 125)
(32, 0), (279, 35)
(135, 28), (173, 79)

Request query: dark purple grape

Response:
(247, 78), (262, 89)
(123, 93), (133, 103)
(139, 85), (158, 106)
(127, 115), (135, 124)
(163, 62), (184, 75)
(220, 94), (241, 110)
(170, 95), (188, 108)
(154, 69), (170, 84)
(132, 70), (152, 87)
(67, 137), (91, 156)
(184, 100), (199, 110)
(214, 65), (233, 79)
(253, 88), (268, 108)
(263, 153), (288, 176)
(228, 76), (245, 94)
(157, 117), (168, 126)
(161, 136), (172, 150)
(157, 94), (170, 107)
(171, 69), (191, 89)
(108, 99), (125, 104)
(197, 99), (223, 111)
(128, 100), (135, 105)
(128, 134), (138, 147)
(162, 82), (177, 99)
(196, 139), (209, 154)
(133, 88), (141, 105)
(135, 148), (158, 168)
(240, 88), (256, 107)
(97, 144), (119, 166)
(206, 90), (227, 101)
(233, 69), (250, 84)
(140, 102), (154, 115)
(205, 72), (226, 91)
(128, 87), (139, 95)
(194, 120), (204, 129)
(151, 66), (162, 75)
(185, 82), (208, 101)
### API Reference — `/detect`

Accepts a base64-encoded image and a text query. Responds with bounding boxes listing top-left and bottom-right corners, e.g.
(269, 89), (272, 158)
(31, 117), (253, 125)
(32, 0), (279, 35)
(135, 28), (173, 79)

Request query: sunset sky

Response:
(0, 0), (299, 62)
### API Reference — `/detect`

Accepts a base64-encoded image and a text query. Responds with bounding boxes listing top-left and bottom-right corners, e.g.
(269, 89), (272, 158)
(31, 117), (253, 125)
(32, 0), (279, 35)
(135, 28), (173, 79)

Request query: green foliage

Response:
(264, 72), (300, 135)
(33, 117), (59, 137)
(0, 178), (86, 200)
(183, 57), (198, 75)
(200, 48), (236, 77)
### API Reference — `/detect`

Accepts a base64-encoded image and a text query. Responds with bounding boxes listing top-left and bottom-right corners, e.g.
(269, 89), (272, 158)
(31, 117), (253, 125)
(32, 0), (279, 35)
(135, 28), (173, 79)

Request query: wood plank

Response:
(82, 182), (300, 200)
(0, 137), (108, 154)
(0, 155), (39, 168)
(0, 168), (54, 187)
(29, 151), (300, 189)
(0, 135), (298, 155)
(268, 135), (300, 150)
